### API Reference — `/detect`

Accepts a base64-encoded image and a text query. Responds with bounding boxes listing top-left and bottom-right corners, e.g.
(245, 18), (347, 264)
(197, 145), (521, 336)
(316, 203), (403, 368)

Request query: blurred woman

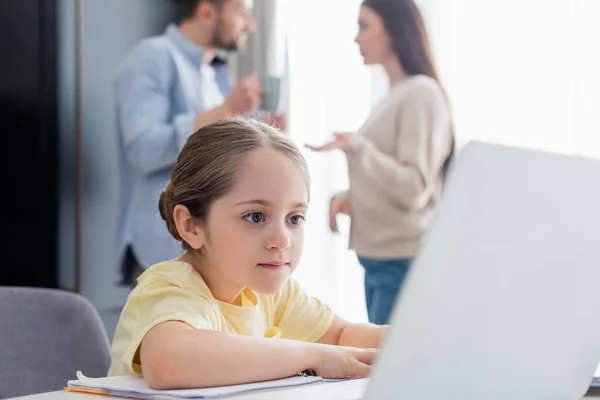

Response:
(307, 0), (454, 325)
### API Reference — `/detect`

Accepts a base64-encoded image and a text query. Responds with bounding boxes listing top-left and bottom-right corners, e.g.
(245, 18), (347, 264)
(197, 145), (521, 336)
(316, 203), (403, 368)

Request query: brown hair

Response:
(362, 0), (439, 82)
(362, 0), (455, 175)
(158, 118), (309, 251)
(171, 0), (227, 21)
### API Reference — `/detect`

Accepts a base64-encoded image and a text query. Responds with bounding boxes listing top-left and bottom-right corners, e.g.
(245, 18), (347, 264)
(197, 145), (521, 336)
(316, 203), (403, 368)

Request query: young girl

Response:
(108, 119), (387, 389)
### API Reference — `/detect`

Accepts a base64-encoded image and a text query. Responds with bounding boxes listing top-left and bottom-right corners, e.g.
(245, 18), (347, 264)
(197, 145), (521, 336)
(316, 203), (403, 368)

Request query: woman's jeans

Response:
(357, 256), (413, 325)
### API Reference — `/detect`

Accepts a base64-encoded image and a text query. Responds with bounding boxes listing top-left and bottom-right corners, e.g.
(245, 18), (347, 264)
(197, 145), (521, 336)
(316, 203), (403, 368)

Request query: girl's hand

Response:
(313, 345), (378, 379)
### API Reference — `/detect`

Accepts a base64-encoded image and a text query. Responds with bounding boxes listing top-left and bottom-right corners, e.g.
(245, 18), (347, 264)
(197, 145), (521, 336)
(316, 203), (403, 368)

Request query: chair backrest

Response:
(0, 287), (111, 398)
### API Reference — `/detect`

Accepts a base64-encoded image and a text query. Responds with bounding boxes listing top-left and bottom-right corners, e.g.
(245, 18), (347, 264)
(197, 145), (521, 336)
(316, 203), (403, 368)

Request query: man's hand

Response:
(223, 74), (263, 115)
(264, 111), (287, 132)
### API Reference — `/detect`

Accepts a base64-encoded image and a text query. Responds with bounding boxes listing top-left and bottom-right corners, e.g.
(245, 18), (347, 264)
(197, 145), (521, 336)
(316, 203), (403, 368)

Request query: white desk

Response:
(9, 380), (600, 400)
(10, 379), (367, 400)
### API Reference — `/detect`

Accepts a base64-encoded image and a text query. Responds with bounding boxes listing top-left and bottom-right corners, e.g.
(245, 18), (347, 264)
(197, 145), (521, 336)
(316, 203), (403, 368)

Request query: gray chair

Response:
(0, 287), (111, 399)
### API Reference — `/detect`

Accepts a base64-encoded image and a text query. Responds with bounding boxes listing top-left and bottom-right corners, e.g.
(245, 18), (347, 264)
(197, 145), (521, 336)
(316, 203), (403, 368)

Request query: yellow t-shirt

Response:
(108, 261), (334, 377)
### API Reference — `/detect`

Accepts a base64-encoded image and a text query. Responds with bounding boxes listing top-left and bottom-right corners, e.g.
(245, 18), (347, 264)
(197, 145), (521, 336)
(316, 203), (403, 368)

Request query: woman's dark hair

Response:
(362, 0), (455, 174)
(362, 0), (439, 82)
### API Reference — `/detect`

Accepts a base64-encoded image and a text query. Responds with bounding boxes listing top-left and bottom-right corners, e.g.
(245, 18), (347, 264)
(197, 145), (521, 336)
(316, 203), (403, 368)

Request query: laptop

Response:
(360, 141), (600, 400)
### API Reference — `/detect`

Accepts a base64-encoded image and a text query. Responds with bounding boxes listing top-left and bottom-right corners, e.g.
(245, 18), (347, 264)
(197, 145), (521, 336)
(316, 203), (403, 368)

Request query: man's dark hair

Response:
(173, 0), (227, 21)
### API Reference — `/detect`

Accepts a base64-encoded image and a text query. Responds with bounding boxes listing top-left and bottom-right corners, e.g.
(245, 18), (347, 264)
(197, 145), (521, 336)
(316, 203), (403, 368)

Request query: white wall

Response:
(421, 0), (600, 157)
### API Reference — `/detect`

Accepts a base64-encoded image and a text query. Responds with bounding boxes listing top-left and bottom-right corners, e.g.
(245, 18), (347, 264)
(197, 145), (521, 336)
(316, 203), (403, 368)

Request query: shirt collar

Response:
(165, 24), (228, 68)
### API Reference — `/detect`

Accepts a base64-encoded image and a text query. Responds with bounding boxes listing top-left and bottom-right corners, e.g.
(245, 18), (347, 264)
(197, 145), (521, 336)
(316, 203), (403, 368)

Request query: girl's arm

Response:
(318, 316), (389, 349)
(141, 321), (377, 389)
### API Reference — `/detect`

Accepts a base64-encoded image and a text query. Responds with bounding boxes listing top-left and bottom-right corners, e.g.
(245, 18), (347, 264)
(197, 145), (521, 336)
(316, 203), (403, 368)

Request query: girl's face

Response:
(354, 5), (394, 66)
(188, 148), (309, 303)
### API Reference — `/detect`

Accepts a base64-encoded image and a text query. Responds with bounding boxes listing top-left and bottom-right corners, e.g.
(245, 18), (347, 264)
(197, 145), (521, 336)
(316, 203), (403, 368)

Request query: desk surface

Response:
(11, 379), (367, 400)
(9, 379), (600, 400)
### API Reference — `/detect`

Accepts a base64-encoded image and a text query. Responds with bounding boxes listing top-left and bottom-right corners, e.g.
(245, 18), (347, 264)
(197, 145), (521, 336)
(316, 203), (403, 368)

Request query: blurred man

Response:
(115, 0), (284, 285)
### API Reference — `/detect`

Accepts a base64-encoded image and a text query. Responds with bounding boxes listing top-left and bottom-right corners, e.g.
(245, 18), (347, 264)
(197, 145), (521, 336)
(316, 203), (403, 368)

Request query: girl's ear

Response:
(173, 205), (206, 250)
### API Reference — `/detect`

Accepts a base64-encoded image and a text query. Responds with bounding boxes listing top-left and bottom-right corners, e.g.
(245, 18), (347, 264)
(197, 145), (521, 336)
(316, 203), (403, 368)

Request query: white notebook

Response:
(67, 371), (323, 399)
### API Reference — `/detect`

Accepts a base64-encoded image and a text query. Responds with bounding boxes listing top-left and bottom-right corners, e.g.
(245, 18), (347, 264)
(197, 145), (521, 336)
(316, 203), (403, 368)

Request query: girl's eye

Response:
(287, 215), (305, 226)
(243, 212), (265, 224)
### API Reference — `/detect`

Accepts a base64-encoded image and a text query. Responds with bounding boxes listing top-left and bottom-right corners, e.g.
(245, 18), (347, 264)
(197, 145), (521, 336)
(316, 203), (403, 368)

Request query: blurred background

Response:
(1, 0), (600, 338)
